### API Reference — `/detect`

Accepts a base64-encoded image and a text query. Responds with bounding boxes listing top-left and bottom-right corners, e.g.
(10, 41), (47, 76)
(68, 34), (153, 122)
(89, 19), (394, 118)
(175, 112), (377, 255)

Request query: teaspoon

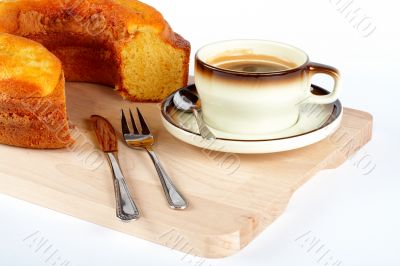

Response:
(173, 89), (216, 140)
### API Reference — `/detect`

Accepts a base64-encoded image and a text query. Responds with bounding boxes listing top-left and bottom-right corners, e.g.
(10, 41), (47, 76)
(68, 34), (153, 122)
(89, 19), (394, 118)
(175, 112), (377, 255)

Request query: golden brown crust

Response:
(174, 33), (191, 88)
(0, 33), (71, 149)
(0, 0), (190, 58)
(0, 33), (62, 98)
(0, 72), (73, 149)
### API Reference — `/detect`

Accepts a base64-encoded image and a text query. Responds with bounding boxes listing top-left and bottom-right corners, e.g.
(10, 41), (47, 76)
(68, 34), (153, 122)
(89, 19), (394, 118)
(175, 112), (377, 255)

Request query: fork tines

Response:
(121, 109), (131, 135)
(129, 109), (140, 134)
(121, 108), (151, 135)
(136, 108), (151, 135)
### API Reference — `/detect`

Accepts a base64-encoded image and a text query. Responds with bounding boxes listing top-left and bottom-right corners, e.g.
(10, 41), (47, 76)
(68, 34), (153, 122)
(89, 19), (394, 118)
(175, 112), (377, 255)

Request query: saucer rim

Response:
(161, 84), (342, 142)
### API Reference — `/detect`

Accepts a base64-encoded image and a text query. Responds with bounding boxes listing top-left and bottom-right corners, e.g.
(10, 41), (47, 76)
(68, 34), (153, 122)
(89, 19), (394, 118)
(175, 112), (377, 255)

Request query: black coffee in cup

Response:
(208, 54), (296, 73)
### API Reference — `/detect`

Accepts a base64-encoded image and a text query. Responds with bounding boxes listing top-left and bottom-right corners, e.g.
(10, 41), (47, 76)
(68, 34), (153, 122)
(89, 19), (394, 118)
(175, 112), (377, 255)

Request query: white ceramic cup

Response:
(195, 40), (341, 135)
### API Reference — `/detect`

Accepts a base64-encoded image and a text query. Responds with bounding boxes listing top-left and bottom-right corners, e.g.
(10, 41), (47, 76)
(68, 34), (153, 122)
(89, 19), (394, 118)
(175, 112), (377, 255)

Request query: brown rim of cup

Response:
(195, 39), (311, 77)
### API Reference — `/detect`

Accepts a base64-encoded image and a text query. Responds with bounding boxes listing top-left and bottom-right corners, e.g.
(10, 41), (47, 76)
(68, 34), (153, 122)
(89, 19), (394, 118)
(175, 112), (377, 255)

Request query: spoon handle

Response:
(192, 108), (216, 140)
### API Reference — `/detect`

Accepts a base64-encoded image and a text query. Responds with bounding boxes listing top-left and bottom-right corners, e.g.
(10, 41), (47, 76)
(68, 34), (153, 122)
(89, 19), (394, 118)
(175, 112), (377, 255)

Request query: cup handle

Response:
(305, 62), (341, 104)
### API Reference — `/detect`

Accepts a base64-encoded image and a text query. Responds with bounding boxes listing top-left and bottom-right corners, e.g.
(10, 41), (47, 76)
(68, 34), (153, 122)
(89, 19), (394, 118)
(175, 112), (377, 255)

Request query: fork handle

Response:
(146, 147), (188, 210)
(106, 152), (140, 221)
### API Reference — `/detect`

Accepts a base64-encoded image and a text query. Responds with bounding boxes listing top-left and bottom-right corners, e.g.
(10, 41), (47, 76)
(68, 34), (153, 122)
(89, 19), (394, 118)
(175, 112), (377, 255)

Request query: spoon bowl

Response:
(173, 88), (216, 140)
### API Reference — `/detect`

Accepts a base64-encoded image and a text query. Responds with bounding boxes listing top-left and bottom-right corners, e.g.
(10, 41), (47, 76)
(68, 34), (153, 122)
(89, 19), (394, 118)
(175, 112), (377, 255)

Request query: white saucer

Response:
(161, 84), (343, 154)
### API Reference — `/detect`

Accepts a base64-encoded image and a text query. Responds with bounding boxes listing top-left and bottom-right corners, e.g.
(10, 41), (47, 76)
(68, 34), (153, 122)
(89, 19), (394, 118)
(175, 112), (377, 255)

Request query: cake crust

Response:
(0, 33), (62, 98)
(0, 71), (72, 149)
(0, 33), (72, 149)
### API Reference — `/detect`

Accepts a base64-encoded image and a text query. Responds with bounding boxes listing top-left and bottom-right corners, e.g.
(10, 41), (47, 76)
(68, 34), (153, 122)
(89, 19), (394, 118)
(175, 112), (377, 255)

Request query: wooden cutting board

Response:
(0, 82), (372, 258)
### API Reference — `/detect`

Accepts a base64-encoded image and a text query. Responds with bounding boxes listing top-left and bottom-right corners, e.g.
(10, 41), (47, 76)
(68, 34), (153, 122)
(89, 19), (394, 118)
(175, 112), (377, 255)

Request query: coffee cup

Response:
(194, 40), (341, 135)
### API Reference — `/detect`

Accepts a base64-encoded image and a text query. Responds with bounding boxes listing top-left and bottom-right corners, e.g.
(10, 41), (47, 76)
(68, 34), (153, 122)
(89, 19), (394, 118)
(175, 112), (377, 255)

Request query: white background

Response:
(1, 0), (399, 265)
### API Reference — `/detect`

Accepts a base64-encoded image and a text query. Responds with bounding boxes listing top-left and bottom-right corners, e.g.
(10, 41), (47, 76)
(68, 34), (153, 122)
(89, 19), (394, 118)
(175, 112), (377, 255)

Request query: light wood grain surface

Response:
(0, 82), (373, 258)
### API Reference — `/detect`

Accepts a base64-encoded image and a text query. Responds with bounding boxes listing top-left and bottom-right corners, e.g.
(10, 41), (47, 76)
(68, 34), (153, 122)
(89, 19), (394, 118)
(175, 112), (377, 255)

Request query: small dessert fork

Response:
(121, 108), (188, 210)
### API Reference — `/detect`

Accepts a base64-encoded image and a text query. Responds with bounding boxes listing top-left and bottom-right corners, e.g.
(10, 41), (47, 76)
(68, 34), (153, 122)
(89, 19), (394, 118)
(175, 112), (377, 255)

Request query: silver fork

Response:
(121, 108), (188, 210)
